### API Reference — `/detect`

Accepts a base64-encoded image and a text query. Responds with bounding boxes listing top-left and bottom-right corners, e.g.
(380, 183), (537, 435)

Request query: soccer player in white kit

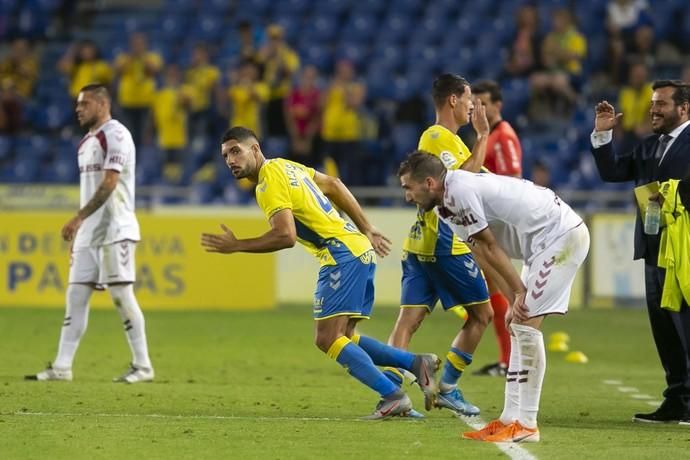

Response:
(26, 84), (154, 383)
(398, 151), (589, 443)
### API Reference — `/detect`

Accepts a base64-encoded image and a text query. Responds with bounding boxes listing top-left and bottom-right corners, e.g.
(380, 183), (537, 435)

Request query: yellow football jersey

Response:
(256, 158), (373, 266)
(403, 124), (472, 256)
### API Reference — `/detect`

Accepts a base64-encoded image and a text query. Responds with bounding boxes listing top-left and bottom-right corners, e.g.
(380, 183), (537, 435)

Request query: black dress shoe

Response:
(633, 406), (686, 423)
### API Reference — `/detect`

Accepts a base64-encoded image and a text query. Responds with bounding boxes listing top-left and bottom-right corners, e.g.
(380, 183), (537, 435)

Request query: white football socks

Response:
(109, 284), (152, 369)
(499, 334), (521, 425)
(512, 323), (546, 430)
(54, 284), (93, 369)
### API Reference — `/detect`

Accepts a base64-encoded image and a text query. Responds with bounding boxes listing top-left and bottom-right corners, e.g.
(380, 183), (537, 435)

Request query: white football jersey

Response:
(73, 119), (140, 248)
(437, 170), (582, 263)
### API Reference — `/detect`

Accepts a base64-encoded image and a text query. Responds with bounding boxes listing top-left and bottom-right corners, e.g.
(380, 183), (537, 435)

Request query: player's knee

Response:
(467, 303), (494, 328)
(314, 332), (336, 353)
(396, 310), (425, 334)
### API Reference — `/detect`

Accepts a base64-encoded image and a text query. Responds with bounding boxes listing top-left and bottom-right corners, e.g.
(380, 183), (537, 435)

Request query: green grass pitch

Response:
(1, 306), (690, 459)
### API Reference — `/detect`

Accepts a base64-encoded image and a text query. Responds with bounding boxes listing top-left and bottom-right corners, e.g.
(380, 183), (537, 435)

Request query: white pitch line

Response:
(630, 394), (654, 400)
(602, 379), (623, 385)
(647, 401), (663, 407)
(617, 386), (639, 393)
(10, 411), (352, 422)
(460, 416), (538, 460)
(12, 411), (537, 460)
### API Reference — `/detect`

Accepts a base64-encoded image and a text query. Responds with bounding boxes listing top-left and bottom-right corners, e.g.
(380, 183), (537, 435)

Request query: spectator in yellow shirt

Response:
(58, 40), (113, 99)
(113, 32), (163, 146)
(529, 8), (587, 121)
(257, 24), (300, 137)
(0, 38), (38, 99)
(617, 60), (653, 152)
(220, 59), (269, 139)
(321, 60), (367, 185)
(151, 65), (193, 175)
(185, 43), (221, 140)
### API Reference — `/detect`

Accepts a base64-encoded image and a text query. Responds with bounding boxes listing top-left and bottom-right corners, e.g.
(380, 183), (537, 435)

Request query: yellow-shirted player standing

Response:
(385, 74), (495, 416)
(201, 126), (442, 419)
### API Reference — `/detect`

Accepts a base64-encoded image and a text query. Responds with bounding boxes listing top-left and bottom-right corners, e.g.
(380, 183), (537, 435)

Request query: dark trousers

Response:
(644, 263), (690, 410)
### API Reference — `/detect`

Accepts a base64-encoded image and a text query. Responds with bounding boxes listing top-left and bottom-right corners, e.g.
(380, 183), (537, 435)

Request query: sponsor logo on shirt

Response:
(79, 164), (103, 173)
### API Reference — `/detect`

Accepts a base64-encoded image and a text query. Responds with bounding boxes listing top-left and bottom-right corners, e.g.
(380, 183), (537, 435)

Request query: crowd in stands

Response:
(0, 0), (689, 205)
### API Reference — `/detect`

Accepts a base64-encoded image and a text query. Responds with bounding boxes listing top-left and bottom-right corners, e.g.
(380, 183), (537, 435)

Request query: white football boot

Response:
(113, 364), (154, 383)
(25, 363), (73, 381)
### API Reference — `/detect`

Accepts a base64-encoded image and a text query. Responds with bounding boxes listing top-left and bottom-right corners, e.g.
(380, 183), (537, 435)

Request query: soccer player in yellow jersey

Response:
(201, 127), (441, 419)
(385, 74), (495, 416)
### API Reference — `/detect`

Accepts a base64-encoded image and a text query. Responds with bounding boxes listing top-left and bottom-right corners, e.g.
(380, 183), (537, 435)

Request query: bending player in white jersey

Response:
(26, 84), (153, 383)
(398, 151), (589, 443)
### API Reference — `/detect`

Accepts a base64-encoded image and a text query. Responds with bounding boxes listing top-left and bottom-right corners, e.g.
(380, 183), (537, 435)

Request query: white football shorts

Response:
(520, 223), (590, 317)
(69, 240), (136, 285)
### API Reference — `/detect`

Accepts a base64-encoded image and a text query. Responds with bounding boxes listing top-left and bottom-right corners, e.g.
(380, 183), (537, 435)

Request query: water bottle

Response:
(644, 200), (660, 235)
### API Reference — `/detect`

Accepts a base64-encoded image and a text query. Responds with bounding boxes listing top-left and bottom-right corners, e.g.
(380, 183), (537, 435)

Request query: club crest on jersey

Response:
(439, 151), (457, 168)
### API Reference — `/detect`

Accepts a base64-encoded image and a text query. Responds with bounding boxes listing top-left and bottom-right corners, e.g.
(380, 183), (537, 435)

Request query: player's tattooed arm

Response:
(61, 170), (119, 242)
(78, 170), (119, 219)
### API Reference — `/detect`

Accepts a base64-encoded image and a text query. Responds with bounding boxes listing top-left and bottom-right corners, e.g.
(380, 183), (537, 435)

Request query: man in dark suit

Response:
(590, 80), (690, 423)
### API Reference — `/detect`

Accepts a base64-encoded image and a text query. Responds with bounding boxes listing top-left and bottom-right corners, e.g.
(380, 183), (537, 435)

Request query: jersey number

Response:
(303, 178), (333, 213)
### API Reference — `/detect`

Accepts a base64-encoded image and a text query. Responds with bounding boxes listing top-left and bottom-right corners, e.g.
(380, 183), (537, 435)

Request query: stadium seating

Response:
(3, 0), (690, 200)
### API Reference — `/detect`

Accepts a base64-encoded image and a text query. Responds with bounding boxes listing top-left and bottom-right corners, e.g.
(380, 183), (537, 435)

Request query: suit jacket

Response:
(591, 124), (690, 264)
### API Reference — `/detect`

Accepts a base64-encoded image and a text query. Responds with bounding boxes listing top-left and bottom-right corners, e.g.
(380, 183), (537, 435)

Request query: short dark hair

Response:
(471, 79), (502, 102)
(652, 80), (690, 107)
(221, 126), (259, 145)
(398, 150), (446, 182)
(79, 83), (110, 101)
(431, 73), (470, 108)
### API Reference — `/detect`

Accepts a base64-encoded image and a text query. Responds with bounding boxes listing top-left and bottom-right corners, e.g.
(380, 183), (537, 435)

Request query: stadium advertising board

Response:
(0, 185), (80, 209)
(0, 212), (276, 309)
(589, 213), (645, 301)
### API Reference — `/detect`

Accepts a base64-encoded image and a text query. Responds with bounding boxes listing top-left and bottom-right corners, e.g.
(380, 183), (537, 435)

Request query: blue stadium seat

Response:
(0, 0), (19, 13)
(14, 135), (52, 161)
(274, 0), (310, 16)
(440, 46), (480, 80)
(163, 0), (197, 13)
(189, 14), (224, 42)
(391, 0), (421, 15)
(56, 138), (79, 160)
(155, 13), (189, 41)
(339, 12), (377, 43)
(335, 43), (368, 68)
(200, 0), (232, 13)
(41, 156), (78, 183)
(191, 182), (219, 204)
(391, 123), (420, 161)
(263, 137), (290, 157)
(370, 44), (404, 73)
(302, 13), (339, 43)
(356, 0), (386, 14)
(15, 6), (49, 38)
(10, 157), (40, 183)
(377, 13), (412, 43)
(299, 43), (332, 71)
(314, 0), (350, 15)
(500, 78), (530, 123)
(365, 68), (394, 100)
(406, 44), (441, 73)
(0, 135), (13, 161)
(408, 16), (445, 45)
